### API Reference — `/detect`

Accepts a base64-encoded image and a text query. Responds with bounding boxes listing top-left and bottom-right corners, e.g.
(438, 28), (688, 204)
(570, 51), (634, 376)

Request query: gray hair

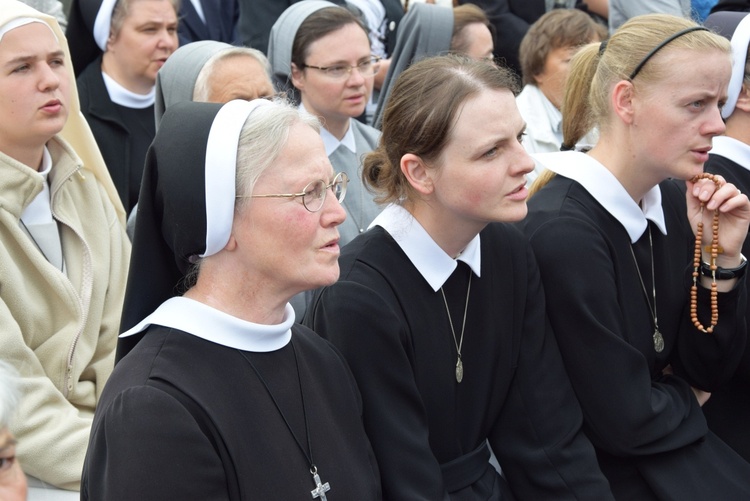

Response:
(0, 360), (20, 430)
(192, 47), (272, 102)
(235, 99), (320, 207)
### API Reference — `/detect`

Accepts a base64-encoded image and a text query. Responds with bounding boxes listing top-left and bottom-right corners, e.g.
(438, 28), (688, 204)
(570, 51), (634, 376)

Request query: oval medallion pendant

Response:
(653, 330), (665, 353)
(455, 358), (463, 383)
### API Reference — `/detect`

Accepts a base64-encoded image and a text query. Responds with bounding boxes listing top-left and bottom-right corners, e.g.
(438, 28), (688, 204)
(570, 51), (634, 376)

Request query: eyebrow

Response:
(3, 50), (65, 66)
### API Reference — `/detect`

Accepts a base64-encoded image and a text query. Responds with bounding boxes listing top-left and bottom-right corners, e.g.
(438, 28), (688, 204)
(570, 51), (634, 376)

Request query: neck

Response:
(101, 54), (154, 95)
(185, 262), (289, 325)
(725, 114), (750, 146)
(302, 99), (350, 140)
(407, 200), (483, 259)
(588, 139), (656, 204)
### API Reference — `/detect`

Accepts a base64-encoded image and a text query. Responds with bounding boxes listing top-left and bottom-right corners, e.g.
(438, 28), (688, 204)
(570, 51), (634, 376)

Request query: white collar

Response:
(538, 87), (562, 134)
(711, 136), (750, 172)
(120, 297), (294, 352)
(102, 71), (156, 108)
(536, 151), (667, 242)
(22, 147), (53, 225)
(300, 103), (356, 155)
(371, 203), (481, 291)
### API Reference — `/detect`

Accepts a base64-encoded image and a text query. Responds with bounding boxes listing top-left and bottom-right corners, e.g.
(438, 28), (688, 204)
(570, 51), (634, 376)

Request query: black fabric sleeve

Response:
(490, 244), (614, 499)
(82, 385), (229, 501)
(528, 216), (709, 457)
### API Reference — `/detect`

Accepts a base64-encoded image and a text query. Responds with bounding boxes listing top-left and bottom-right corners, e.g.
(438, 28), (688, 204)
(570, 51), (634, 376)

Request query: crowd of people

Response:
(3, 0), (750, 499)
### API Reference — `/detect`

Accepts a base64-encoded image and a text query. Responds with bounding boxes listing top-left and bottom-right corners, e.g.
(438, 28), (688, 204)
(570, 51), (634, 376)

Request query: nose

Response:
(512, 141), (535, 176)
(158, 29), (178, 52)
(703, 104), (726, 137)
(321, 189), (347, 227)
(38, 63), (60, 91)
(346, 66), (366, 86)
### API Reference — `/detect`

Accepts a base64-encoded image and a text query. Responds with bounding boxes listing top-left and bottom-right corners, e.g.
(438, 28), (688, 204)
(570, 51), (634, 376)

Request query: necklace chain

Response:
(237, 339), (331, 499)
(629, 225), (664, 353)
(440, 267), (472, 383)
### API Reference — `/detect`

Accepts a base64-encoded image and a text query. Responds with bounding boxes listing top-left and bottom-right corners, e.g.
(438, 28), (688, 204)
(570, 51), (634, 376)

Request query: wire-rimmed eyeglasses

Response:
(244, 172), (349, 213)
(300, 56), (381, 80)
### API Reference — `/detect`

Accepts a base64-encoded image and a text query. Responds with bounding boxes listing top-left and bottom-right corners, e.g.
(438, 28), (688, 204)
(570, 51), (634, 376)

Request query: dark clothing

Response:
(523, 175), (750, 500)
(237, 0), (346, 54)
(305, 224), (614, 500)
(703, 153), (750, 462)
(178, 0), (240, 45)
(458, 0), (545, 77)
(711, 0), (750, 12)
(81, 324), (382, 500)
(77, 58), (154, 213)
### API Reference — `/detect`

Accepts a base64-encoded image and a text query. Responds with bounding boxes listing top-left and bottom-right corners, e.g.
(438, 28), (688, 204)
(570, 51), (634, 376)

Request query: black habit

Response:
(305, 221), (614, 500)
(523, 167), (750, 500)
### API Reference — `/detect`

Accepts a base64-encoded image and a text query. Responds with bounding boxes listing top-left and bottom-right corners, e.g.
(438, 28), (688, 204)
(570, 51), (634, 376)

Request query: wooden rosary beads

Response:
(690, 173), (722, 334)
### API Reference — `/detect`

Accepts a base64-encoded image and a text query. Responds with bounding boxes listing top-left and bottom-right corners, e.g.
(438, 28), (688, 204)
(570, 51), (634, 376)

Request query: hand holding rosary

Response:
(689, 173), (748, 333)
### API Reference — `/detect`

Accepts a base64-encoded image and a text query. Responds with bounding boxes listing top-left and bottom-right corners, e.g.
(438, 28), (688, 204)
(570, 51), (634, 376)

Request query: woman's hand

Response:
(686, 175), (750, 268)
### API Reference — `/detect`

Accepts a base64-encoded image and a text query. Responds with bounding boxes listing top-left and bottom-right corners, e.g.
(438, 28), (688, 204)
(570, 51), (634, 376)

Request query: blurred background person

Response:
(373, 2), (493, 128)
(66, 0), (179, 214)
(125, 40), (276, 240)
(269, 1), (381, 246)
(177, 0), (239, 45)
(83, 99), (382, 500)
(702, 10), (750, 463)
(516, 8), (606, 184)
(0, 0), (129, 496)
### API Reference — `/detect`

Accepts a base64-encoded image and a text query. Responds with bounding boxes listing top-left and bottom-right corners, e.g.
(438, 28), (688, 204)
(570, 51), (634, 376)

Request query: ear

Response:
(734, 82), (750, 113)
(612, 80), (636, 125)
(106, 29), (117, 52)
(224, 233), (237, 252)
(400, 153), (434, 196)
(290, 63), (305, 90)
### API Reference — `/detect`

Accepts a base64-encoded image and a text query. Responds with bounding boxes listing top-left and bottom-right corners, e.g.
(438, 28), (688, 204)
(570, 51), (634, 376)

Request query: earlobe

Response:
(612, 80), (635, 124)
(290, 63), (304, 90)
(400, 153), (433, 196)
(224, 234), (237, 252)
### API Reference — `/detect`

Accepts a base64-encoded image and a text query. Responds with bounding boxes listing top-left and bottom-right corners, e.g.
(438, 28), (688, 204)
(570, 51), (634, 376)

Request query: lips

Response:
(40, 99), (62, 113)
(506, 183), (529, 201)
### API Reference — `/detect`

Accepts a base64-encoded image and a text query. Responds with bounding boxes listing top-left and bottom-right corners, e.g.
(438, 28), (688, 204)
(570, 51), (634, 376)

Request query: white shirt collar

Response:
(120, 297), (294, 352)
(300, 103), (356, 155)
(22, 147), (54, 225)
(711, 136), (750, 172)
(102, 71), (156, 108)
(535, 151), (667, 242)
(538, 87), (562, 135)
(370, 203), (481, 291)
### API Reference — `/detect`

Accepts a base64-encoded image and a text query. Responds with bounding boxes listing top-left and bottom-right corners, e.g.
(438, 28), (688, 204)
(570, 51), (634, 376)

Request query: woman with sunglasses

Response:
(269, 1), (382, 247)
(82, 99), (381, 500)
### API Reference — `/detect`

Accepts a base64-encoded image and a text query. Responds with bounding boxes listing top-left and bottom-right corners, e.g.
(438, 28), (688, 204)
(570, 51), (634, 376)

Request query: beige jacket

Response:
(0, 137), (130, 490)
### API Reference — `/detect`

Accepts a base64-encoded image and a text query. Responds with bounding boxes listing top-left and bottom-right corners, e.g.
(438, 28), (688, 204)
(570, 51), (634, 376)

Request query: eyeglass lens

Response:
(302, 174), (348, 212)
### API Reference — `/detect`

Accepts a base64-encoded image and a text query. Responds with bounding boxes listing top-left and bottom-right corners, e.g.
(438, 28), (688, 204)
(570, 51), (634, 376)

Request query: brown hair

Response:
(291, 6), (369, 67)
(451, 4), (492, 55)
(518, 9), (606, 86)
(363, 54), (517, 205)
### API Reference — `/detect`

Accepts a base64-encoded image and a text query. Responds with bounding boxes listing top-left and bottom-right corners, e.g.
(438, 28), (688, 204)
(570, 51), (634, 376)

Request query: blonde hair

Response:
(529, 14), (731, 197)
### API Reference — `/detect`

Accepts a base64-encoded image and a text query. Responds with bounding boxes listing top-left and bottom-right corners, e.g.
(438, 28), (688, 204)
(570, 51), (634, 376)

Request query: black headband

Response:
(629, 26), (710, 80)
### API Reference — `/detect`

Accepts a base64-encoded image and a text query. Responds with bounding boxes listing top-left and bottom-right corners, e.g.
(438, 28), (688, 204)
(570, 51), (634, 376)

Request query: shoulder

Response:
(351, 120), (381, 146)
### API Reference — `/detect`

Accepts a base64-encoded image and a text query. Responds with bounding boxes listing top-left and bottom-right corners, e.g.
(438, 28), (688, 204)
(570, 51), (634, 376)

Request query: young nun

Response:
(702, 10), (750, 463)
(82, 99), (381, 500)
(523, 14), (750, 499)
(305, 54), (614, 500)
(0, 0), (129, 494)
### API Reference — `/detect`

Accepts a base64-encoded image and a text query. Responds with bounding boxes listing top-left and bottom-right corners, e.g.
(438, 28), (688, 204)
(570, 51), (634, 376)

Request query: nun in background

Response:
(125, 40), (275, 240)
(702, 10), (750, 462)
(372, 2), (494, 129)
(66, 0), (178, 213)
(81, 99), (381, 500)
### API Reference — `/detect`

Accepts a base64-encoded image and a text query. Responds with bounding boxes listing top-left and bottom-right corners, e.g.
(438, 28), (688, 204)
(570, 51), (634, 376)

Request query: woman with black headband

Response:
(81, 99), (381, 500)
(523, 13), (750, 499)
